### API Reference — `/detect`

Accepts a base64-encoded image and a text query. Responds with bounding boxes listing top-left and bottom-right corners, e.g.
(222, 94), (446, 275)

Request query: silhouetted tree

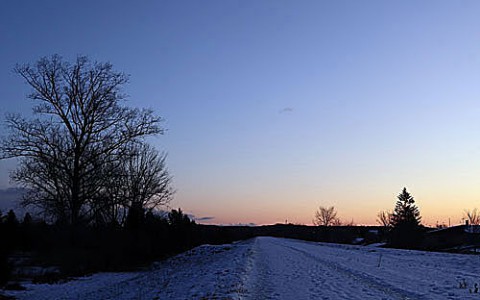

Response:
(19, 212), (34, 250)
(313, 206), (339, 226)
(125, 201), (145, 229)
(22, 212), (32, 226)
(168, 208), (195, 250)
(464, 208), (480, 225)
(390, 187), (423, 248)
(122, 144), (173, 210)
(5, 209), (18, 227)
(3, 210), (19, 253)
(377, 210), (392, 227)
(168, 208), (194, 227)
(0, 55), (163, 225)
(145, 210), (168, 228)
(96, 143), (173, 226)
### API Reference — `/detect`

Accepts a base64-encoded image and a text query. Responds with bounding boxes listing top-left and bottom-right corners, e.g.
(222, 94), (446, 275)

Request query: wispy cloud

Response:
(279, 107), (294, 114)
(196, 216), (215, 222)
(229, 222), (256, 226)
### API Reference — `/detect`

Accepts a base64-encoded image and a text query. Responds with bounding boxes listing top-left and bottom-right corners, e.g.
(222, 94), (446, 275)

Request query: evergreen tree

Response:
(391, 188), (421, 227)
(168, 209), (195, 251)
(168, 208), (193, 227)
(6, 209), (18, 227)
(125, 202), (145, 229)
(22, 212), (32, 226)
(390, 187), (423, 248)
(20, 212), (33, 250)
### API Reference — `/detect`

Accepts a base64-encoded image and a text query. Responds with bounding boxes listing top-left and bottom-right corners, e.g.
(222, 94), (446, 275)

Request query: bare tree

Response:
(342, 219), (356, 226)
(313, 206), (339, 226)
(464, 208), (480, 225)
(95, 143), (173, 226)
(89, 159), (128, 226)
(121, 143), (173, 210)
(0, 55), (164, 225)
(376, 210), (392, 227)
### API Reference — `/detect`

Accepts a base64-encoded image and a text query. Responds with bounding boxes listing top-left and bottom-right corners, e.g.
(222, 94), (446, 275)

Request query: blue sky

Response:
(1, 1), (480, 225)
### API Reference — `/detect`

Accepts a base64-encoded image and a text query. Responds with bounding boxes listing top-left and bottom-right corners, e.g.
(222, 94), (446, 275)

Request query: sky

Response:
(1, 1), (480, 226)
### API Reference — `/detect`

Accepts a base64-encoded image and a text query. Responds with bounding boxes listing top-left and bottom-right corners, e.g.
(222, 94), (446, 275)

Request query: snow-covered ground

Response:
(5, 236), (480, 299)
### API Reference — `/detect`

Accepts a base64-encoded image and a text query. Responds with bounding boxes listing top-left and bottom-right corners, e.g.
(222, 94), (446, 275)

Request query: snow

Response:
(5, 241), (252, 300)
(5, 237), (480, 299)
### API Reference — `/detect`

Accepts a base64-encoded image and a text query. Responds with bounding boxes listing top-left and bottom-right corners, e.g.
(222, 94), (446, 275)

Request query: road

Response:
(6, 237), (480, 299)
(245, 237), (477, 300)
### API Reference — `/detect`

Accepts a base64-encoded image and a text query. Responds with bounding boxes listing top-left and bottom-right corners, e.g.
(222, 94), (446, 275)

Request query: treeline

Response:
(0, 55), (173, 229)
(0, 207), (391, 286)
(1, 208), (254, 285)
(0, 55), (182, 286)
(0, 55), (257, 287)
(315, 187), (426, 249)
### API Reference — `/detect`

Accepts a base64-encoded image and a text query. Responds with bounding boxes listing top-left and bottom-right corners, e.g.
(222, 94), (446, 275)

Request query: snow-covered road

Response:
(6, 237), (480, 299)
(246, 237), (461, 299)
(247, 237), (424, 299)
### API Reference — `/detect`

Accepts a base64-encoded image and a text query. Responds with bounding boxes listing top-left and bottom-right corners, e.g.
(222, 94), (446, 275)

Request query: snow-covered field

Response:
(5, 236), (480, 299)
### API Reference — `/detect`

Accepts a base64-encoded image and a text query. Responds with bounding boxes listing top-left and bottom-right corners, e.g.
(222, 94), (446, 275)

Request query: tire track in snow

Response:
(280, 241), (426, 300)
(245, 237), (417, 300)
(296, 240), (480, 299)
(246, 238), (281, 299)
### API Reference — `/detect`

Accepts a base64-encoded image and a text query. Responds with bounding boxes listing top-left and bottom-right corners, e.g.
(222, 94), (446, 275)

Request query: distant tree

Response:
(391, 188), (421, 227)
(168, 208), (194, 227)
(125, 201), (145, 229)
(464, 208), (480, 225)
(22, 212), (32, 226)
(389, 188), (423, 248)
(3, 210), (19, 251)
(342, 219), (356, 226)
(332, 218), (343, 226)
(377, 210), (392, 227)
(19, 212), (34, 251)
(145, 210), (168, 228)
(0, 55), (164, 225)
(168, 208), (195, 250)
(6, 209), (18, 227)
(313, 206), (339, 226)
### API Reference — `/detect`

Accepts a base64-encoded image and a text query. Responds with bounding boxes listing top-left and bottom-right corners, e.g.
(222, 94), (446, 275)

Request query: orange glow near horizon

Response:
(176, 184), (480, 228)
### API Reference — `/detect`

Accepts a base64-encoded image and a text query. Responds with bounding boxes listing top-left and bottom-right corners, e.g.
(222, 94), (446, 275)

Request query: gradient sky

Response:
(1, 1), (480, 226)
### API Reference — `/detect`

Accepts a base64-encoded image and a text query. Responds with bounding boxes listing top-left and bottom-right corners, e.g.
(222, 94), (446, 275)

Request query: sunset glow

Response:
(2, 1), (480, 227)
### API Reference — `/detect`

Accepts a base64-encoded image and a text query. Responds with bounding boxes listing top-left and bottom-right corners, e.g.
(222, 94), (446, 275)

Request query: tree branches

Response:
(313, 206), (340, 226)
(1, 55), (172, 226)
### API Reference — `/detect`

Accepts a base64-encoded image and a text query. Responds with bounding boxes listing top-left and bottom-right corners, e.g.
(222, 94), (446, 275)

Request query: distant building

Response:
(422, 224), (480, 252)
